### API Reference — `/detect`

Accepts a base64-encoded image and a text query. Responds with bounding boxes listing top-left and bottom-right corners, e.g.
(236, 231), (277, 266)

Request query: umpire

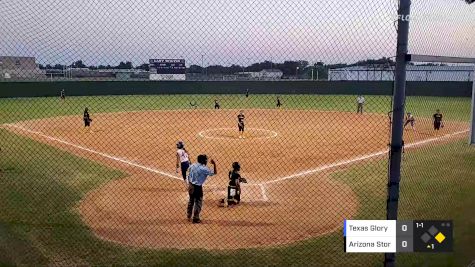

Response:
(187, 155), (217, 224)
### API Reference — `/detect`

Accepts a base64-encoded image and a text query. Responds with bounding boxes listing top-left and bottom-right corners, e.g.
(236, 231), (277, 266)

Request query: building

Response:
(236, 69), (283, 80)
(259, 69), (283, 79)
(328, 65), (474, 81)
(0, 56), (45, 80)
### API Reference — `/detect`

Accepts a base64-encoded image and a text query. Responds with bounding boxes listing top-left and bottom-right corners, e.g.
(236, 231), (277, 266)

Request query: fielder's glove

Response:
(239, 177), (248, 183)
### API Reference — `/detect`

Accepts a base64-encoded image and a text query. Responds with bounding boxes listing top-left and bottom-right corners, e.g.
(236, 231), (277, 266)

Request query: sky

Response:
(0, 0), (474, 66)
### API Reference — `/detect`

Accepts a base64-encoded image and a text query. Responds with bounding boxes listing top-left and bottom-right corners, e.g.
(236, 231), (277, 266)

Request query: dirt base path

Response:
(3, 109), (468, 249)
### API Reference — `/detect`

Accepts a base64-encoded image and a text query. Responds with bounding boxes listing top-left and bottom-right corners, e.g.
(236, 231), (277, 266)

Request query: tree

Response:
(53, 64), (65, 69)
(188, 65), (203, 73)
(136, 63), (149, 71)
(71, 60), (86, 68)
(117, 61), (133, 69)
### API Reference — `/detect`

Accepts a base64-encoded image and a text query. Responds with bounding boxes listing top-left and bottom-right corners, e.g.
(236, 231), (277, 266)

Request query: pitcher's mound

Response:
(198, 128), (278, 140)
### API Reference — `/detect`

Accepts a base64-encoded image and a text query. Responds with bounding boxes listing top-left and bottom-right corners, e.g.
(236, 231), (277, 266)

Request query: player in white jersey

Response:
(404, 112), (416, 130)
(356, 95), (365, 114)
(176, 141), (190, 181)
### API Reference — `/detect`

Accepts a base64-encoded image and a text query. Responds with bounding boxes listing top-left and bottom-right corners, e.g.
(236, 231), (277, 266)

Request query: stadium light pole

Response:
(385, 0), (411, 266)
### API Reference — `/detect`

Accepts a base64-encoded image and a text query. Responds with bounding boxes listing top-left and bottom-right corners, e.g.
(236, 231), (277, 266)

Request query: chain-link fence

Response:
(0, 1), (474, 266)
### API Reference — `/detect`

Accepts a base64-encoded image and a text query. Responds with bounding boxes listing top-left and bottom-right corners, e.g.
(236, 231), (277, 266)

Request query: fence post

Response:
(470, 77), (475, 145)
(384, 0), (411, 266)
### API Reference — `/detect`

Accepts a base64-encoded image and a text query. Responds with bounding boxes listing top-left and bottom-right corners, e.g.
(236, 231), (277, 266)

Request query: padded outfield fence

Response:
(1, 1), (474, 267)
(0, 81), (473, 98)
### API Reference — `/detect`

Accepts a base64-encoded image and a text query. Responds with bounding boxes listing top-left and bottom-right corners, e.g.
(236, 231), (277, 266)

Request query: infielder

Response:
(83, 107), (92, 132)
(404, 112), (416, 130)
(276, 96), (282, 108)
(237, 111), (245, 139)
(433, 109), (444, 130)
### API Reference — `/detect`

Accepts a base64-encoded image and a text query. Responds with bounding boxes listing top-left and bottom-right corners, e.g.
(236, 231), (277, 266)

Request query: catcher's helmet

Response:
(176, 141), (184, 149)
(232, 162), (240, 171)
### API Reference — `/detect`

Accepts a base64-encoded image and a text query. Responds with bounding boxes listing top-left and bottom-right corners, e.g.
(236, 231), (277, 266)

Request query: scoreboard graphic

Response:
(149, 59), (186, 80)
(344, 220), (453, 253)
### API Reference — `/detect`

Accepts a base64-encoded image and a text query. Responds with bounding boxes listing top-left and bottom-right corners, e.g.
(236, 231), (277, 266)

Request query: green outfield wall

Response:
(0, 81), (472, 98)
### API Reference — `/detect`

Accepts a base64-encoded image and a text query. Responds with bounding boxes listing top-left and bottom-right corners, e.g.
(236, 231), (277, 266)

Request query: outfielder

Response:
(356, 95), (365, 114)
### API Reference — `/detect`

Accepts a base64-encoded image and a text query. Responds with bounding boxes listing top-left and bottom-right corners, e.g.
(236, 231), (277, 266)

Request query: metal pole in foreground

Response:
(470, 77), (475, 145)
(385, 0), (411, 266)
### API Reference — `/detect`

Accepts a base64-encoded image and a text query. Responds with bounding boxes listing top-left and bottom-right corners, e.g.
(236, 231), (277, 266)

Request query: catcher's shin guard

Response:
(227, 185), (240, 205)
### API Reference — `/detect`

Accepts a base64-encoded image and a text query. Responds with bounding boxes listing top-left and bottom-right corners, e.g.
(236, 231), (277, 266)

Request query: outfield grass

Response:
(0, 95), (473, 266)
(0, 95), (471, 124)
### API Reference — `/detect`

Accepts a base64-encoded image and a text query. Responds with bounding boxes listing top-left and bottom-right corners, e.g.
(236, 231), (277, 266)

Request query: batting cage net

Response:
(0, 1), (474, 266)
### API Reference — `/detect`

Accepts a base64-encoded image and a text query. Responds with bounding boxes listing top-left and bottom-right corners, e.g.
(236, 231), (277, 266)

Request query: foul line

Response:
(259, 184), (269, 201)
(3, 124), (469, 197)
(3, 124), (182, 181)
(261, 129), (469, 185)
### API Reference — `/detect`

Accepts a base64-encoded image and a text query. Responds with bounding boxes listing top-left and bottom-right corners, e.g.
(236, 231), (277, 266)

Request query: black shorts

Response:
(434, 121), (441, 130)
(84, 119), (90, 127)
(238, 123), (245, 131)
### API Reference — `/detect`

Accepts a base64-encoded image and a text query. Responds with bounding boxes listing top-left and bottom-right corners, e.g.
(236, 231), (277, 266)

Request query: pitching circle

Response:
(198, 128), (278, 140)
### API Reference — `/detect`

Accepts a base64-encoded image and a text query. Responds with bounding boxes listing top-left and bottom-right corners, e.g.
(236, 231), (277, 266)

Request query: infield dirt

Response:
(4, 109), (468, 249)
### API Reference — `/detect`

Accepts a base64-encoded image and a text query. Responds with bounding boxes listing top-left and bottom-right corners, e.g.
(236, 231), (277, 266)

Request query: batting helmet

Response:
(176, 141), (184, 149)
(232, 162), (241, 171)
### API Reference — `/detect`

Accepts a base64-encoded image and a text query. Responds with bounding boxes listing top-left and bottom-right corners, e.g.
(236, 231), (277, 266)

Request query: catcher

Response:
(220, 162), (247, 207)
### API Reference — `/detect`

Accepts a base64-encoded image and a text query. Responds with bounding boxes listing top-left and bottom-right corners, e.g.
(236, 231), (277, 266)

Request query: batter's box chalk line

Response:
(3, 124), (469, 203)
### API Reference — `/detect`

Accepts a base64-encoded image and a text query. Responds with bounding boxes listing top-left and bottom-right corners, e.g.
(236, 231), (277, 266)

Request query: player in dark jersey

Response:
(60, 89), (65, 101)
(404, 112), (415, 130)
(227, 162), (242, 205)
(433, 109), (443, 130)
(237, 111), (245, 138)
(214, 99), (220, 109)
(83, 107), (92, 132)
(245, 89), (249, 98)
(276, 96), (282, 108)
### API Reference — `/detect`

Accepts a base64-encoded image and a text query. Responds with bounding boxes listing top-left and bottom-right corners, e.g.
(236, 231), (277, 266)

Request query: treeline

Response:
(39, 57), (397, 79)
